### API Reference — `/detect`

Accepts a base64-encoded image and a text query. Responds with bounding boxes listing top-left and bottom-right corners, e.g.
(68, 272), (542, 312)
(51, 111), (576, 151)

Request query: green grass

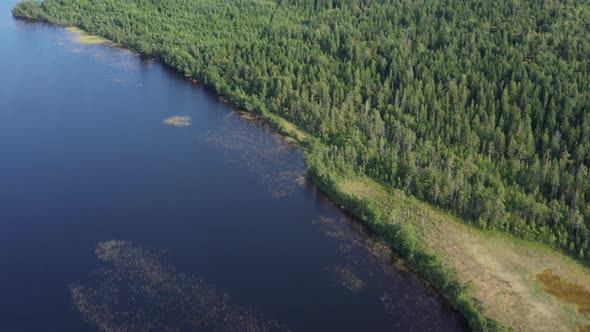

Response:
(66, 27), (110, 44)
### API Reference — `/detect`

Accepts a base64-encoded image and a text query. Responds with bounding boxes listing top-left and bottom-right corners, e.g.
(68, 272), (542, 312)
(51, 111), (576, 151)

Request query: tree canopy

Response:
(14, 0), (590, 260)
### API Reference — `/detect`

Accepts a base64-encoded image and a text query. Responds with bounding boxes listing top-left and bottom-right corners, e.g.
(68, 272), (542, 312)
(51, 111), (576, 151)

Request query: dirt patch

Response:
(337, 173), (590, 331)
(536, 269), (590, 314)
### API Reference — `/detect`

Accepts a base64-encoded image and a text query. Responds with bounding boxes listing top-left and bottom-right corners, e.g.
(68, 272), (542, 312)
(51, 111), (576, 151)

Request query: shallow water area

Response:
(66, 26), (111, 45)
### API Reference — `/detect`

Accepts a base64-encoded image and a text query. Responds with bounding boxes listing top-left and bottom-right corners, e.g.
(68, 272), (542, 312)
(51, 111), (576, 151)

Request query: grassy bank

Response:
(12, 1), (590, 330)
(306, 151), (498, 330)
(217, 93), (500, 329)
(306, 153), (590, 331)
(65, 26), (110, 44)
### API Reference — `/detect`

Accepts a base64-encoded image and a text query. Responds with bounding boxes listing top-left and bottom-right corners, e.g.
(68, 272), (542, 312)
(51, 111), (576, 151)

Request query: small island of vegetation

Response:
(163, 116), (192, 127)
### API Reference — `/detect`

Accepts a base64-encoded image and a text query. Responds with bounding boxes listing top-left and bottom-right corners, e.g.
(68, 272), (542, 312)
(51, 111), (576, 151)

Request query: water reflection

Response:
(71, 241), (288, 332)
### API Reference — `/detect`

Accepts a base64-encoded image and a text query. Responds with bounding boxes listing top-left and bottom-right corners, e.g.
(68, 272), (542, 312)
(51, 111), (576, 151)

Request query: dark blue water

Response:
(0, 2), (466, 331)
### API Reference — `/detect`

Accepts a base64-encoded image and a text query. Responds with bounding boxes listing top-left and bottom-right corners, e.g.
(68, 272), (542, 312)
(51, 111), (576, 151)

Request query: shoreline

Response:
(13, 13), (590, 331)
(8, 15), (494, 330)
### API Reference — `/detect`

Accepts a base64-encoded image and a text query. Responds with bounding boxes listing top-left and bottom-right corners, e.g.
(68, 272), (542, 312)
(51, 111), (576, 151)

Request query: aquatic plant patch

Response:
(163, 116), (192, 127)
(66, 26), (110, 44)
(71, 240), (286, 332)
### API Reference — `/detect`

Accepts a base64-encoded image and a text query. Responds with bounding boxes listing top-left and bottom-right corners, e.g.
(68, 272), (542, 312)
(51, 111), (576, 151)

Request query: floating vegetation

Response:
(338, 243), (353, 254)
(535, 269), (590, 314)
(330, 265), (366, 293)
(201, 111), (306, 199)
(314, 214), (453, 325)
(380, 292), (397, 315)
(163, 116), (192, 127)
(239, 111), (255, 120)
(323, 229), (347, 239)
(295, 175), (307, 187)
(71, 241), (287, 332)
(319, 217), (335, 224)
(370, 242), (393, 263)
(66, 26), (110, 44)
(57, 29), (140, 79)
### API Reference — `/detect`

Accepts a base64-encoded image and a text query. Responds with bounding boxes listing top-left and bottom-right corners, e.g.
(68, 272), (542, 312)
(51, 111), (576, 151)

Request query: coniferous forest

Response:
(13, 0), (590, 260)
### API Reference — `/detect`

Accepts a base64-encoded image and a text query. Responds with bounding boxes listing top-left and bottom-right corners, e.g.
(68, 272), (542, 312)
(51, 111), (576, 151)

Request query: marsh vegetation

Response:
(65, 26), (109, 44)
(201, 111), (306, 199)
(330, 265), (366, 292)
(71, 241), (286, 332)
(536, 269), (590, 315)
(163, 116), (192, 127)
(310, 164), (590, 331)
(311, 214), (463, 329)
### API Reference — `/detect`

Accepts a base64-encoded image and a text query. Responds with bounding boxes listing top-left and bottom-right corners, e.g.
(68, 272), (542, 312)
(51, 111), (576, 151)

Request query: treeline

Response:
(13, 0), (590, 259)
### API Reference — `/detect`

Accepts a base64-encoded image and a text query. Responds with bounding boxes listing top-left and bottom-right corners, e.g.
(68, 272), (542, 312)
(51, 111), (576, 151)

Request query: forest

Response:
(13, 0), (590, 261)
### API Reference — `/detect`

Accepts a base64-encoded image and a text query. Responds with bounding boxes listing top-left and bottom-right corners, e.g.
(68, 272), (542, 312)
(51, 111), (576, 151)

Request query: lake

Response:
(0, 1), (466, 331)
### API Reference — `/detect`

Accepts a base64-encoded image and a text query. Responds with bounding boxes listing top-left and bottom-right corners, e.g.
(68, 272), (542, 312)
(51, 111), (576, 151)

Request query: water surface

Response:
(0, 2), (466, 331)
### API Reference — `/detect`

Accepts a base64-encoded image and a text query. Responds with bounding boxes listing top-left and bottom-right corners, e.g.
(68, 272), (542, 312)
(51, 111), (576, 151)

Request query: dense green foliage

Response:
(14, 0), (590, 260)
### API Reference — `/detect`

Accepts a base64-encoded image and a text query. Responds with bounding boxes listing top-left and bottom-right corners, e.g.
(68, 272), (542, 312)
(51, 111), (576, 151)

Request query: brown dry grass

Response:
(536, 269), (590, 314)
(339, 175), (590, 332)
